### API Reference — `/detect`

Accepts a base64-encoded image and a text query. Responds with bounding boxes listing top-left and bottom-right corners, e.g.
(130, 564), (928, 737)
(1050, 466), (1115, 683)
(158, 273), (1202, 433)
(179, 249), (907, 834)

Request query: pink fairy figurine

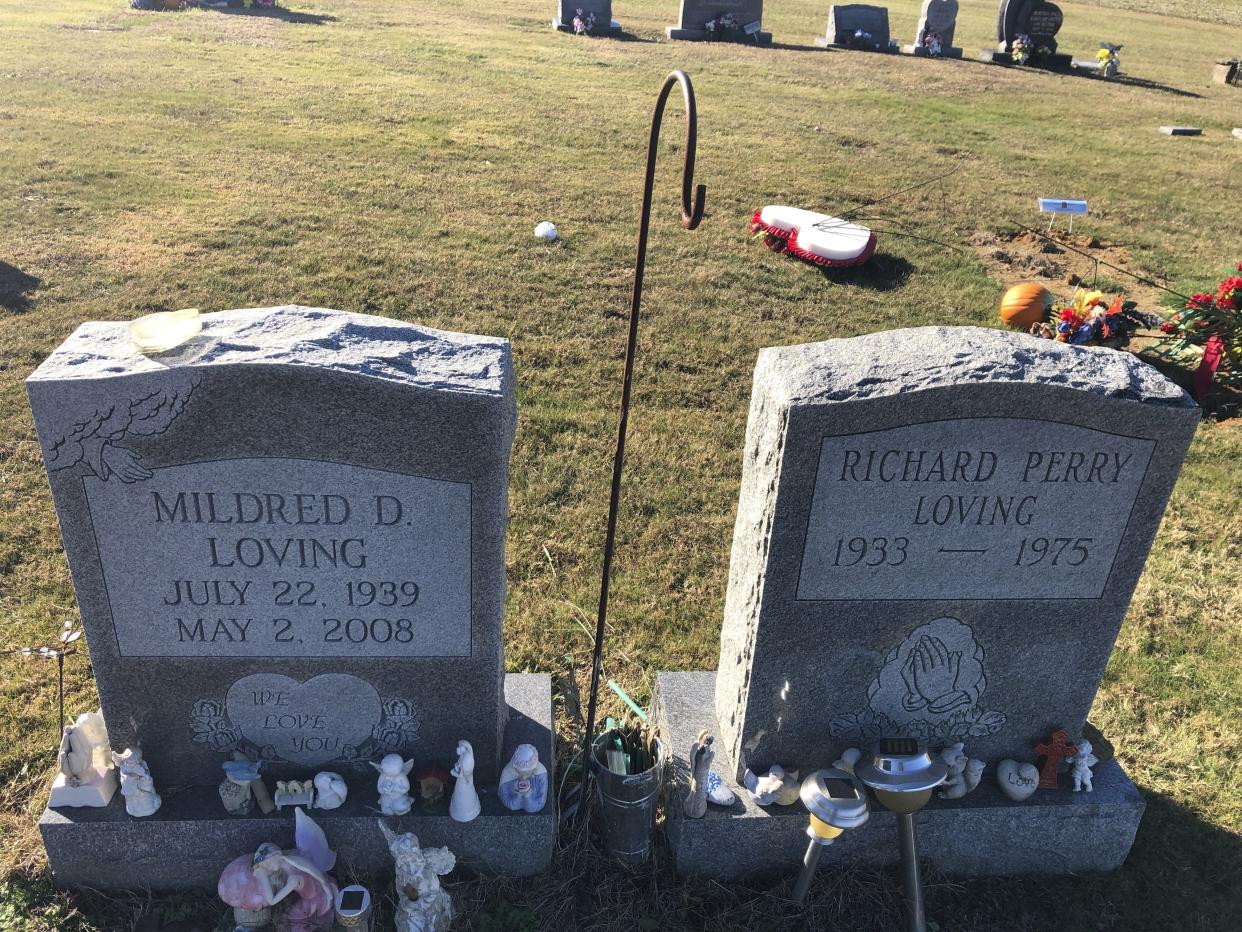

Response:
(218, 808), (339, 932)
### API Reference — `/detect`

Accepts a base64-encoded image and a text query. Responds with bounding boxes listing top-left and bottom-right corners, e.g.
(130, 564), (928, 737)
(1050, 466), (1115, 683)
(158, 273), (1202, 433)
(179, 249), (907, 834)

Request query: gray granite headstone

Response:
(27, 306), (516, 787)
(666, 0), (770, 44)
(713, 327), (1197, 781)
(820, 5), (891, 50)
(903, 0), (962, 56)
(553, 0), (619, 34)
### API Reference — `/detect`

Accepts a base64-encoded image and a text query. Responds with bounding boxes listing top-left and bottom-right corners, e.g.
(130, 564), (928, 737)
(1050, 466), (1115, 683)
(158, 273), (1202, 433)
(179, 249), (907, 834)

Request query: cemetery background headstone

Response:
(655, 326), (1197, 880)
(552, 1), (621, 36)
(1212, 59), (1240, 86)
(30, 306), (554, 889)
(666, 0), (771, 45)
(983, 0), (1070, 67)
(1159, 126), (1202, 136)
(817, 4), (893, 51)
(902, 0), (962, 58)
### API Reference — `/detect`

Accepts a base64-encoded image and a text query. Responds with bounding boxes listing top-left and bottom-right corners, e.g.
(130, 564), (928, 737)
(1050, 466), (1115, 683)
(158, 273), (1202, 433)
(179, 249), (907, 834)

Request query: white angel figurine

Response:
(313, 772), (347, 810)
(111, 747), (161, 817)
(371, 754), (415, 816)
(1068, 740), (1099, 793)
(449, 740), (481, 823)
(379, 823), (456, 932)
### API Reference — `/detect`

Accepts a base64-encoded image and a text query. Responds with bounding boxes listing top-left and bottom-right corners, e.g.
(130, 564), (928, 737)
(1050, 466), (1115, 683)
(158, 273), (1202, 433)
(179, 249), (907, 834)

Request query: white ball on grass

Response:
(534, 221), (558, 242)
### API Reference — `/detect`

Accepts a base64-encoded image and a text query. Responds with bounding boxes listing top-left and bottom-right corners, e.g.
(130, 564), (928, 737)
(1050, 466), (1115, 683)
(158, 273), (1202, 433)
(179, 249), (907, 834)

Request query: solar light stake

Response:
(791, 768), (869, 905)
(855, 739), (948, 932)
(896, 811), (925, 932)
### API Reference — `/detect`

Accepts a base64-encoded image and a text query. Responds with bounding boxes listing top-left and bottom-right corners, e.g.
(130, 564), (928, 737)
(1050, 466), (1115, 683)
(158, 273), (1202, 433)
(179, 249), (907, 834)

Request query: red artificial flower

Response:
(1059, 308), (1077, 323)
(1189, 292), (1214, 310)
(1159, 320), (1178, 333)
(1105, 294), (1125, 316)
(1216, 276), (1242, 310)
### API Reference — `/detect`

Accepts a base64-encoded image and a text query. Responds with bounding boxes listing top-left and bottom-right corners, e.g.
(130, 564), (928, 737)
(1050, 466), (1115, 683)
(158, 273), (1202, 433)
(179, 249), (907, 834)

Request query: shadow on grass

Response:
(0, 261), (39, 314)
(1073, 70), (1203, 99)
(206, 4), (337, 26)
(817, 252), (913, 292)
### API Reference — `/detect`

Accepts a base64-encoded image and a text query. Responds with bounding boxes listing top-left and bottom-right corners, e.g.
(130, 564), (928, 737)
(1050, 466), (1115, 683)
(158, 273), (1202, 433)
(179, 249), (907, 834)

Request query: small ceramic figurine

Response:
(276, 779), (317, 810)
(1068, 740), (1099, 793)
(379, 823), (456, 932)
(371, 754), (415, 816)
(450, 740), (482, 822)
(683, 730), (714, 819)
(938, 743), (986, 800)
(49, 710), (117, 808)
(705, 771), (736, 807)
(313, 772), (348, 811)
(219, 808), (339, 932)
(498, 743), (548, 813)
(743, 765), (800, 806)
(220, 759), (263, 816)
(111, 747), (161, 817)
(416, 766), (451, 806)
(832, 747), (862, 776)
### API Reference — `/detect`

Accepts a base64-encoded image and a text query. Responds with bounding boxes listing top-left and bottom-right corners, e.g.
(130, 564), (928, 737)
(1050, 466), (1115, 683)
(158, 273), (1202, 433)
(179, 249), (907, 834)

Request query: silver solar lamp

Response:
(855, 738), (948, 932)
(790, 767), (870, 904)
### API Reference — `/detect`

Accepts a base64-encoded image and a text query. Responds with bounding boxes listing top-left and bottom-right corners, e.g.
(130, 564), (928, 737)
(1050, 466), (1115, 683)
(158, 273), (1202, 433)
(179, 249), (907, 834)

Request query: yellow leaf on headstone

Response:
(128, 308), (202, 354)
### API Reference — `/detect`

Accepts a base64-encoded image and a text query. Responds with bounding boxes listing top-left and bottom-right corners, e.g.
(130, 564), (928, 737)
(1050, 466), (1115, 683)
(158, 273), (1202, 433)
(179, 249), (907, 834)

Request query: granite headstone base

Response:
(553, 16), (623, 35)
(654, 673), (1145, 880)
(42, 676), (555, 889)
(979, 48), (1073, 69)
(903, 43), (963, 57)
(814, 37), (898, 51)
(665, 26), (773, 45)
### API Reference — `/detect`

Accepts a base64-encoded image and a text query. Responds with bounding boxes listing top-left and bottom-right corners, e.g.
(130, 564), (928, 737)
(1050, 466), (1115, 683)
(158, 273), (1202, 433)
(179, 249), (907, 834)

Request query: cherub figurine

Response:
(938, 743), (986, 800)
(379, 823), (455, 932)
(219, 808), (339, 932)
(313, 772), (347, 811)
(1068, 740), (1099, 793)
(683, 730), (714, 819)
(450, 740), (481, 823)
(498, 744), (548, 813)
(111, 747), (161, 817)
(371, 754), (415, 816)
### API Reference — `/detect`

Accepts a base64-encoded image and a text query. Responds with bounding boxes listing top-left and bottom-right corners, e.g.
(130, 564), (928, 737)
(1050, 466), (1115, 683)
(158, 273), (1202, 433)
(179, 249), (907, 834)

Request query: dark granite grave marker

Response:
(666, 0), (770, 44)
(817, 4), (892, 50)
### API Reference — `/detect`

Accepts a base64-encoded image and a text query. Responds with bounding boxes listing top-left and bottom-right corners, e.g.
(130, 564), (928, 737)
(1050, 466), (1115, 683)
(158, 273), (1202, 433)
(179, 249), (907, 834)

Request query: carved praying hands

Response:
(901, 636), (971, 714)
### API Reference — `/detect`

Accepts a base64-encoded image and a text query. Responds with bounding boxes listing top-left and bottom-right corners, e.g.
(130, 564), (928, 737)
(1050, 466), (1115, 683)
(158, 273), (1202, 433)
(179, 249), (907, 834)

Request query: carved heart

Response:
(226, 673), (381, 767)
(996, 759), (1039, 802)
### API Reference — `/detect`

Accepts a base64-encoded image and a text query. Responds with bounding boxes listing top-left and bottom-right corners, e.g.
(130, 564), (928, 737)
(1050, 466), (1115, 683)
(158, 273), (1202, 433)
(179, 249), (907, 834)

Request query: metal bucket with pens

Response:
(589, 681), (667, 864)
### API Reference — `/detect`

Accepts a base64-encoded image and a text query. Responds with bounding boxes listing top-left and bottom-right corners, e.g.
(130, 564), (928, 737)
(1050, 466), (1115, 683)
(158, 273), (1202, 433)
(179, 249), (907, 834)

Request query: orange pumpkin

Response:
(999, 283), (1051, 329)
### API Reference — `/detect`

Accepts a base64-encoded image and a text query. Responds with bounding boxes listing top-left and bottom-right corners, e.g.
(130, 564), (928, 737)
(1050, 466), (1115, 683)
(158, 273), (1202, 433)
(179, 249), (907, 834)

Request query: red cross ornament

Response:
(1032, 728), (1078, 790)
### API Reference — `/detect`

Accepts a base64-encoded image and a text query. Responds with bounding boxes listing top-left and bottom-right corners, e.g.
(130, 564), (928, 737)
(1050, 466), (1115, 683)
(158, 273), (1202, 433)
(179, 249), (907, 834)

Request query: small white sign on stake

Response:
(744, 20), (762, 36)
(1037, 197), (1089, 233)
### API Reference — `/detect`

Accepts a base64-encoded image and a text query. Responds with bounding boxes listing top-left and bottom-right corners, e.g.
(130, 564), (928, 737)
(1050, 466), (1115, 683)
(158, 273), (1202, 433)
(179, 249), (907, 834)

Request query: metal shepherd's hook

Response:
(579, 70), (706, 807)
